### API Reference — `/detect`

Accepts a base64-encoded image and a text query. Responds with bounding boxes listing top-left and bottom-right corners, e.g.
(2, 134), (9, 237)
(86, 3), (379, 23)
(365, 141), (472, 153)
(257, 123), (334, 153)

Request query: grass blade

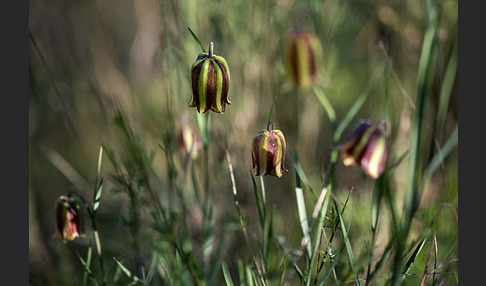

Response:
(293, 153), (316, 197)
(188, 27), (206, 53)
(222, 261), (235, 286)
(313, 85), (336, 126)
(435, 41), (458, 141)
(92, 178), (103, 214)
(76, 252), (96, 285)
(402, 238), (427, 278)
(420, 125), (458, 196)
(332, 199), (356, 272)
(113, 257), (142, 283)
(250, 172), (265, 229)
(295, 167), (312, 260)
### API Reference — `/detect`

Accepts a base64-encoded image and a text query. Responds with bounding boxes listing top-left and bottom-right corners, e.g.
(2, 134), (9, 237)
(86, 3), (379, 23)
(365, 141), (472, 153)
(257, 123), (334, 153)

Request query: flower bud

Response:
(178, 118), (203, 159)
(190, 42), (231, 114)
(55, 195), (85, 243)
(252, 123), (287, 178)
(283, 27), (322, 88)
(340, 119), (388, 179)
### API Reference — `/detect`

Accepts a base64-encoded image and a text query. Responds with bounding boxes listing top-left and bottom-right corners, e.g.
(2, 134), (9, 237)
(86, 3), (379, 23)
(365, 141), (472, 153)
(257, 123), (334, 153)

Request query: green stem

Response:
(203, 112), (211, 218)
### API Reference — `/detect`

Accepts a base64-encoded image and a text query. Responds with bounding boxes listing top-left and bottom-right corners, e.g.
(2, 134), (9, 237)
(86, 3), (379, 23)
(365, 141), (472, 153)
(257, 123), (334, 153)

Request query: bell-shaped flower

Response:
(190, 42), (231, 114)
(55, 195), (85, 243)
(178, 117), (203, 159)
(340, 119), (388, 179)
(283, 27), (322, 88)
(252, 122), (287, 178)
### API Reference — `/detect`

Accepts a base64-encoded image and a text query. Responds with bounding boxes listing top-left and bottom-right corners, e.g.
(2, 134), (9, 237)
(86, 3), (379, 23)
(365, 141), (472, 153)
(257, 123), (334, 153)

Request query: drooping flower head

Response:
(340, 119), (388, 179)
(283, 27), (322, 88)
(178, 117), (203, 159)
(190, 42), (231, 114)
(252, 122), (287, 178)
(55, 195), (85, 243)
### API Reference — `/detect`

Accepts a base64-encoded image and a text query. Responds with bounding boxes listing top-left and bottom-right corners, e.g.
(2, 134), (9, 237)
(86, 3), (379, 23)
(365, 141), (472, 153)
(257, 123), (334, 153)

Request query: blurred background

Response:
(29, 0), (458, 284)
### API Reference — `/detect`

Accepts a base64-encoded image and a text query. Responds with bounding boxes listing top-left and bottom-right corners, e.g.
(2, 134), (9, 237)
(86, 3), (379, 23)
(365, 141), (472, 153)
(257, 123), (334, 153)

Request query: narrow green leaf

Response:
(307, 187), (332, 285)
(435, 41), (458, 140)
(113, 257), (142, 283)
(293, 153), (316, 197)
(333, 199), (355, 270)
(312, 85), (336, 126)
(76, 252), (94, 277)
(237, 260), (245, 286)
(92, 178), (103, 213)
(250, 172), (265, 229)
(263, 205), (275, 259)
(245, 265), (256, 286)
(403, 239), (427, 276)
(371, 176), (384, 231)
(420, 125), (458, 195)
(222, 261), (235, 286)
(370, 150), (409, 230)
(96, 145), (103, 180)
(295, 169), (312, 260)
(188, 27), (206, 53)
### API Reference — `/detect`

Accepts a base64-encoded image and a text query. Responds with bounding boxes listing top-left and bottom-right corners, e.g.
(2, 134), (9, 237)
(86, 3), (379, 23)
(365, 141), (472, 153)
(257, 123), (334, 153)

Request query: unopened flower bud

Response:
(55, 195), (85, 243)
(252, 122), (287, 178)
(178, 119), (203, 159)
(340, 119), (388, 179)
(283, 27), (322, 88)
(190, 42), (231, 114)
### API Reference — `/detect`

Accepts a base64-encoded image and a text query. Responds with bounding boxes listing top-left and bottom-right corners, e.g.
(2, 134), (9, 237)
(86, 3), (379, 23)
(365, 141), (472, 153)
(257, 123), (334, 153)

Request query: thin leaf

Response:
(403, 239), (427, 276)
(370, 150), (409, 230)
(420, 125), (458, 195)
(333, 199), (356, 270)
(435, 41), (458, 140)
(293, 153), (316, 197)
(222, 261), (235, 286)
(250, 172), (265, 229)
(76, 252), (95, 281)
(263, 205), (275, 260)
(295, 168), (312, 260)
(96, 145), (103, 181)
(113, 257), (142, 283)
(92, 178), (103, 213)
(312, 85), (336, 126)
(188, 27), (206, 53)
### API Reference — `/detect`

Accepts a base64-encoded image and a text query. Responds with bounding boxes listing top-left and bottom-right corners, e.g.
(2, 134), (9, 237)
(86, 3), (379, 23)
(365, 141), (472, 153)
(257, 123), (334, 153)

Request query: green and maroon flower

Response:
(55, 195), (85, 243)
(190, 42), (231, 114)
(283, 27), (322, 88)
(340, 119), (388, 179)
(252, 122), (287, 178)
